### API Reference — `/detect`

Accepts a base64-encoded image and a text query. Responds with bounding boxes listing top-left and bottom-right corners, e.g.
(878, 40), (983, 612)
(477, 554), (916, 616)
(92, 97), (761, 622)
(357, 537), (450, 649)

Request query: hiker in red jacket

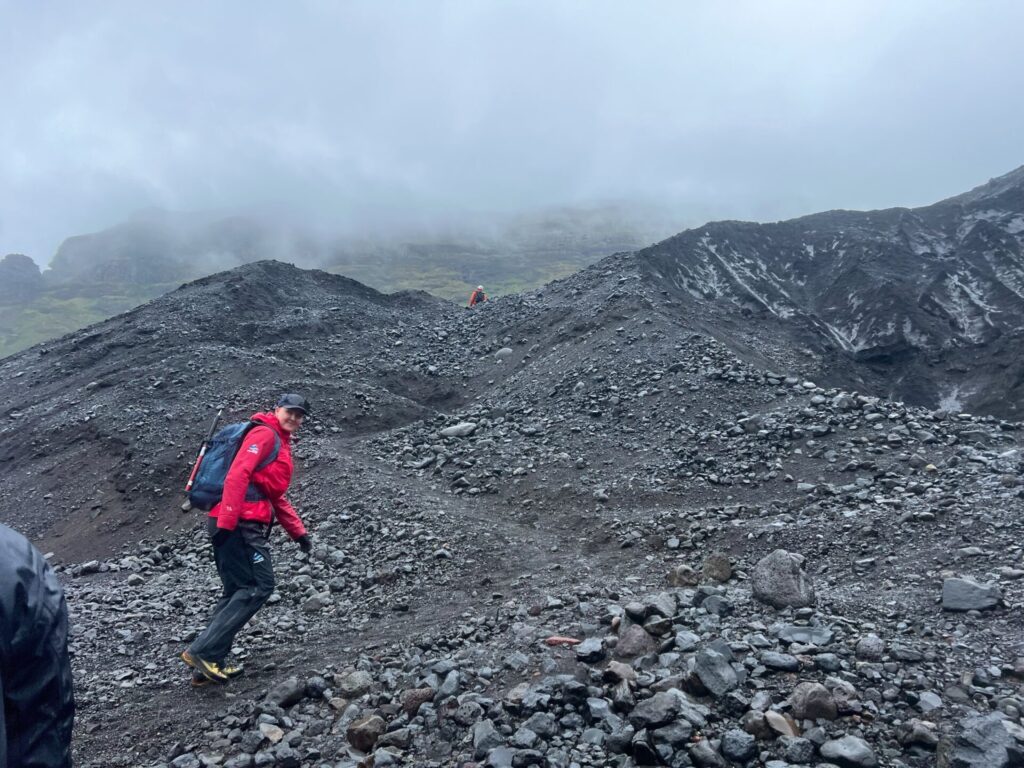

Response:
(468, 285), (487, 307)
(182, 394), (313, 685)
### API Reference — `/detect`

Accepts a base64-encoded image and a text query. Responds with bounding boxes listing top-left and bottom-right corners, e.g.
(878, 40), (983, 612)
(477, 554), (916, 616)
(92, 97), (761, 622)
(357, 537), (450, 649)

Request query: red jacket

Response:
(210, 411), (306, 540)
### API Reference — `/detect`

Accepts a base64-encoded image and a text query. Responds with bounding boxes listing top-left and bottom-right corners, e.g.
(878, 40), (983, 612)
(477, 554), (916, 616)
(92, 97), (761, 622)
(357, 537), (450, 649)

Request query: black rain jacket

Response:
(0, 523), (75, 767)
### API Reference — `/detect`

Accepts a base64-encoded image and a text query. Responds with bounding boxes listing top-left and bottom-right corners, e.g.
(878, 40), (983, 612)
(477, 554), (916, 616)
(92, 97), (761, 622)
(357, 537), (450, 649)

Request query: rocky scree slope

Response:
(0, 261), (468, 559)
(1, 258), (1024, 767)
(636, 165), (1024, 419)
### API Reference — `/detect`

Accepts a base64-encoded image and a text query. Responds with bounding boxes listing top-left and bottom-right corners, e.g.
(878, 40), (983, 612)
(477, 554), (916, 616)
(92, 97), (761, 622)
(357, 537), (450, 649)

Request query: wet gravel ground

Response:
(1, 258), (1023, 767)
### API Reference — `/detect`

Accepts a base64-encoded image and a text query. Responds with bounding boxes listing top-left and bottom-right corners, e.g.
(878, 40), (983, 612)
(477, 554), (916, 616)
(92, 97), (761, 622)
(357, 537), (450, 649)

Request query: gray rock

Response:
(302, 593), (329, 612)
(693, 648), (738, 697)
(782, 735), (816, 763)
(629, 691), (681, 730)
(651, 719), (693, 748)
(675, 630), (700, 651)
(721, 728), (757, 762)
(751, 549), (816, 608)
(581, 727), (606, 745)
(606, 724), (636, 754)
(265, 677), (306, 708)
(632, 729), (660, 765)
(337, 670), (373, 698)
(701, 594), (733, 617)
(936, 712), (1013, 768)
(688, 738), (728, 767)
(473, 719), (506, 756)
(647, 591), (678, 618)
(855, 633), (885, 660)
(778, 624), (833, 645)
(918, 691), (944, 713)
(441, 421), (478, 437)
(522, 712), (557, 738)
(511, 727), (538, 748)
(900, 719), (940, 748)
(273, 745), (300, 768)
(615, 624), (657, 658)
(576, 637), (605, 663)
(513, 749), (546, 767)
(761, 651), (801, 671)
(671, 689), (711, 728)
(485, 747), (516, 768)
(942, 577), (1002, 611)
(815, 653), (843, 672)
(790, 681), (838, 720)
(377, 727), (412, 749)
(820, 734), (878, 767)
(438, 669), (461, 697)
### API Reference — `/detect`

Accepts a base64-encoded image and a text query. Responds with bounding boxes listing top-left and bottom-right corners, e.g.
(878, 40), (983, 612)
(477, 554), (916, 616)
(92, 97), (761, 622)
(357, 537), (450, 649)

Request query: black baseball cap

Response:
(276, 393), (310, 414)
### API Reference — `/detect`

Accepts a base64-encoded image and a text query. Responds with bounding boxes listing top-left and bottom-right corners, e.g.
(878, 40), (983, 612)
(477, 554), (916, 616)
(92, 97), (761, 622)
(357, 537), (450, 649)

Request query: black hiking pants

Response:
(188, 518), (274, 664)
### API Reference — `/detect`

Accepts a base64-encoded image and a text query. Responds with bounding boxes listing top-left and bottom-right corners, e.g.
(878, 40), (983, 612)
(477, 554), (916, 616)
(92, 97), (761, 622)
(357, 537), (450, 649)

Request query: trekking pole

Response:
(184, 407), (223, 493)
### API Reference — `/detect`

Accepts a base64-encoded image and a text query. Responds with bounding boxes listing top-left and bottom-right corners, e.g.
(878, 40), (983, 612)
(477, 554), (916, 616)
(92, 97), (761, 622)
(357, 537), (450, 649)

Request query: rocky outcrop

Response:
(0, 253), (44, 303)
(637, 165), (1024, 417)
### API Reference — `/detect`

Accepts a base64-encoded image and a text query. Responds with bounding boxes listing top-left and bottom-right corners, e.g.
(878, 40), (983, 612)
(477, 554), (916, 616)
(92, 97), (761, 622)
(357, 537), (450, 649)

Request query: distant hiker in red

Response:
(182, 394), (313, 686)
(468, 285), (488, 307)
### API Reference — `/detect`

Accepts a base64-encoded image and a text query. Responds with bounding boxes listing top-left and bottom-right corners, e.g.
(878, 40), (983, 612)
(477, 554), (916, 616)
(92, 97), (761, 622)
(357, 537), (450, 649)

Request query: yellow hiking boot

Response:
(181, 649), (229, 684)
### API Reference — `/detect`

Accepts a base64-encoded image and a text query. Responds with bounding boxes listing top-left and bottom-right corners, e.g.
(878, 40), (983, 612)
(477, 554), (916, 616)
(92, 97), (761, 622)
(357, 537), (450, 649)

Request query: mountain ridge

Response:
(632, 163), (1024, 416)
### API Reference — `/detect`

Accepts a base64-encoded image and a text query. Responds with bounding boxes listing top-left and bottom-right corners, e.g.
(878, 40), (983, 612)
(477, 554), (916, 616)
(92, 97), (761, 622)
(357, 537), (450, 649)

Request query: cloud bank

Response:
(1, 1), (1022, 262)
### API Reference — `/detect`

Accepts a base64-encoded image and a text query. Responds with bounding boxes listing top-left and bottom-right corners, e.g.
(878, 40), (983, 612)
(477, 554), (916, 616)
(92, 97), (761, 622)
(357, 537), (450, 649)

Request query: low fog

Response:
(1, 1), (1022, 264)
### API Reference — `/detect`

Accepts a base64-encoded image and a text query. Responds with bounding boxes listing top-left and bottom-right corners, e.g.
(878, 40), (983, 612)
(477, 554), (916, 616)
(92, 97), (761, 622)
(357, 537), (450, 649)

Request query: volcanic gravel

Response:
(1, 259), (1023, 768)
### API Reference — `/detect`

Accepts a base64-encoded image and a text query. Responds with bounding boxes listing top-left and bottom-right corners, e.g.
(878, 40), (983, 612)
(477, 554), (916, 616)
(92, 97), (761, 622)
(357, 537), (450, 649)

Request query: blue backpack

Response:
(188, 421), (281, 511)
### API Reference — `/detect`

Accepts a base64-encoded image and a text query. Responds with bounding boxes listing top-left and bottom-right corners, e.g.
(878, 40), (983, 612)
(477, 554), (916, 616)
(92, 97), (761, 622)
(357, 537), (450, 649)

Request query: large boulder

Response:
(937, 713), (1015, 768)
(942, 577), (1002, 612)
(0, 253), (43, 303)
(751, 549), (816, 608)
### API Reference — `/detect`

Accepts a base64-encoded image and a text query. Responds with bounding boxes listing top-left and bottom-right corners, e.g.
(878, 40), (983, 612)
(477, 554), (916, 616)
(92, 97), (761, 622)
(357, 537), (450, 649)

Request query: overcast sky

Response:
(2, 1), (1022, 263)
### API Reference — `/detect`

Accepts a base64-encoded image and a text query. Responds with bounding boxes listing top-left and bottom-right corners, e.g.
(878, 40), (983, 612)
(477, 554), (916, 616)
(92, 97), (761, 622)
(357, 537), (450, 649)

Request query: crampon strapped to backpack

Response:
(186, 419), (281, 511)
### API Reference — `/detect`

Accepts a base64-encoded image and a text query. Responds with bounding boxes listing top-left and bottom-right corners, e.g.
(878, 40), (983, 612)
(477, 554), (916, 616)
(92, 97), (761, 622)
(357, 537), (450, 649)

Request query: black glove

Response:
(297, 534), (312, 553)
(212, 528), (232, 547)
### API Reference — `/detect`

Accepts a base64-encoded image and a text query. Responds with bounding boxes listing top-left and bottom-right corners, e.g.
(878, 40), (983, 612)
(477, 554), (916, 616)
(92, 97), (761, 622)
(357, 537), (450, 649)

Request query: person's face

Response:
(275, 406), (305, 433)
